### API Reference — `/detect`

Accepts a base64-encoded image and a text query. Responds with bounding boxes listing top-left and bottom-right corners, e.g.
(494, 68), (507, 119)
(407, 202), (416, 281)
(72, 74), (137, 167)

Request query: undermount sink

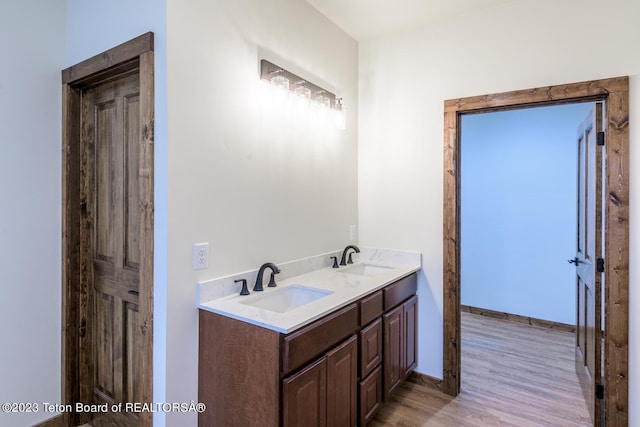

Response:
(239, 285), (333, 313)
(340, 263), (395, 276)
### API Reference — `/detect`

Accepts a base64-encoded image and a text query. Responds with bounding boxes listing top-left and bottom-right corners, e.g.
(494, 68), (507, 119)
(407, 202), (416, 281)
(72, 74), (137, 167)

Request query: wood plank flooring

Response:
(371, 312), (591, 426)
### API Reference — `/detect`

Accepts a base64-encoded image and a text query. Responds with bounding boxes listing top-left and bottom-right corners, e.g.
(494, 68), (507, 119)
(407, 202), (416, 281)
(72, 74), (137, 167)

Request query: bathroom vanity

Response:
(198, 254), (419, 427)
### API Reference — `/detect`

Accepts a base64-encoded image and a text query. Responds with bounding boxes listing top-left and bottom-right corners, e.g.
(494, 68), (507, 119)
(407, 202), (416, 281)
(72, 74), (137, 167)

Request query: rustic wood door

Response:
(574, 103), (603, 426)
(81, 71), (142, 427)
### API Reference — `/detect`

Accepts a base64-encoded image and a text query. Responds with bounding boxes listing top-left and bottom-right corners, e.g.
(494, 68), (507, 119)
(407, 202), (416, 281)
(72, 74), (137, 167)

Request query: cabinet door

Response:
(359, 366), (382, 426)
(283, 357), (327, 427)
(326, 335), (358, 427)
(403, 296), (418, 376)
(383, 304), (404, 400)
(360, 318), (382, 378)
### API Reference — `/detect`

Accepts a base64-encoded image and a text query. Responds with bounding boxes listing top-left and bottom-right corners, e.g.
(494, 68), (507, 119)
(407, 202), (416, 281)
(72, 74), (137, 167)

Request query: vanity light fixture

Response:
(260, 59), (345, 129)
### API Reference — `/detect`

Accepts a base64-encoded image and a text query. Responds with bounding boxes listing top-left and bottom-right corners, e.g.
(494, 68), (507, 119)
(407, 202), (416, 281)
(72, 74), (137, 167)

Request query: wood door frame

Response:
(442, 76), (629, 426)
(61, 32), (155, 427)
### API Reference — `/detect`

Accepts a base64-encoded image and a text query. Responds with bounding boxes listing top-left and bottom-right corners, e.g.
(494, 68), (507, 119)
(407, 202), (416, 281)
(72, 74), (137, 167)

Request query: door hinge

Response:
(597, 257), (605, 273)
(596, 384), (604, 400)
(597, 131), (605, 146)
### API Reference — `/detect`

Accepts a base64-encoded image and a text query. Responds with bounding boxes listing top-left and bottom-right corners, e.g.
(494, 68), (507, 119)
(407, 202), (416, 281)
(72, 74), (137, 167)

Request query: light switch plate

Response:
(193, 243), (209, 270)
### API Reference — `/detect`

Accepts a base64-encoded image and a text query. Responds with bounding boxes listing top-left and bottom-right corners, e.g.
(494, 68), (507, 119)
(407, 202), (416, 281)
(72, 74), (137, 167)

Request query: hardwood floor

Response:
(371, 312), (591, 426)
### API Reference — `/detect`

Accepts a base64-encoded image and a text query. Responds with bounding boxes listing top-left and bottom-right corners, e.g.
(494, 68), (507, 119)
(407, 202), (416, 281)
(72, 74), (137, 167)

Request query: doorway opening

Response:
(459, 101), (599, 425)
(61, 33), (155, 427)
(442, 77), (629, 426)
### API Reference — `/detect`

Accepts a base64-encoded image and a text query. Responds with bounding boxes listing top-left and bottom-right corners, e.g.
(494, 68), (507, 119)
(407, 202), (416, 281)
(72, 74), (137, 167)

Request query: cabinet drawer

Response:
(383, 273), (417, 311)
(359, 318), (382, 378)
(359, 365), (382, 426)
(360, 290), (382, 326)
(282, 303), (358, 375)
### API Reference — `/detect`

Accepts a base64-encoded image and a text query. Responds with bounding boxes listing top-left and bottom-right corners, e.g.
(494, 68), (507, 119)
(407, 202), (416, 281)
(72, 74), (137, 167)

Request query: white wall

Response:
(0, 1), (65, 426)
(461, 104), (593, 325)
(166, 0), (358, 425)
(65, 0), (169, 424)
(358, 0), (639, 423)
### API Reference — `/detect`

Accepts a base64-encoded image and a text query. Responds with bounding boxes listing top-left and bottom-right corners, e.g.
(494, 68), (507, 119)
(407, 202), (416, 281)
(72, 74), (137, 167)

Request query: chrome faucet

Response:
(340, 245), (360, 266)
(253, 262), (281, 292)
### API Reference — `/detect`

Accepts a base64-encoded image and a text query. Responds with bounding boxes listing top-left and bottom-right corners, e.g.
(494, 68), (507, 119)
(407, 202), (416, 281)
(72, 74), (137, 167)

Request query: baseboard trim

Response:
(461, 305), (575, 333)
(408, 371), (443, 390)
(32, 413), (64, 427)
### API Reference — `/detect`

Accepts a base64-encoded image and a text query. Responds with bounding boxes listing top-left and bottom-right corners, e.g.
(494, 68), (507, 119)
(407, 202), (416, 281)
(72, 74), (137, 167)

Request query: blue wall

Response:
(461, 103), (594, 325)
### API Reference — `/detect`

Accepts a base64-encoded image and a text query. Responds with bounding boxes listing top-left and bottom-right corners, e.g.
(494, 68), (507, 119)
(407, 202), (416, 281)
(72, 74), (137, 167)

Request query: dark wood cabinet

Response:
(283, 303), (358, 375)
(199, 272), (417, 427)
(383, 293), (418, 400)
(326, 336), (358, 427)
(383, 304), (404, 399)
(283, 358), (327, 427)
(360, 290), (383, 326)
(283, 334), (357, 427)
(404, 295), (418, 374)
(359, 366), (382, 426)
(360, 318), (382, 379)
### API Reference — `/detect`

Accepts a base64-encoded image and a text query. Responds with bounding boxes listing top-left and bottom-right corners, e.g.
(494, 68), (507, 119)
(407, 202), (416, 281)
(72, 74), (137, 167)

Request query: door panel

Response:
(283, 358), (327, 427)
(124, 94), (141, 270)
(125, 301), (140, 404)
(95, 100), (116, 263)
(95, 291), (115, 398)
(403, 296), (418, 375)
(575, 103), (603, 426)
(360, 318), (382, 378)
(383, 305), (403, 400)
(359, 366), (382, 426)
(83, 72), (140, 427)
(326, 335), (358, 427)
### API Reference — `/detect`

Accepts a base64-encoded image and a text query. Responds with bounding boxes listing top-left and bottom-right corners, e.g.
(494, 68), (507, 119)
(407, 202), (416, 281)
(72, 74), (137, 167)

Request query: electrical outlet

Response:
(349, 225), (356, 241)
(193, 243), (209, 270)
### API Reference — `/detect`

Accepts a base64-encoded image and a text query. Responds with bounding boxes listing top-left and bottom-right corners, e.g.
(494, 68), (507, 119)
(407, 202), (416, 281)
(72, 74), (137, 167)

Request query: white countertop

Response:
(198, 260), (420, 334)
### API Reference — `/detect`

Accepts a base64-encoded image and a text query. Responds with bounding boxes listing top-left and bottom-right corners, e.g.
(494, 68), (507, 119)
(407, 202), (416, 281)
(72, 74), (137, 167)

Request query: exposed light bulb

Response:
(270, 72), (289, 106)
(315, 94), (331, 123)
(294, 84), (311, 111)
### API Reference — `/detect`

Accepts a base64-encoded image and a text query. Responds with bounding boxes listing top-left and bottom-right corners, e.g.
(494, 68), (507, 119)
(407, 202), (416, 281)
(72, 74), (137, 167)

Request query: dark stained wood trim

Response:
(32, 414), (64, 427)
(602, 89), (629, 426)
(442, 103), (461, 396)
(461, 305), (575, 333)
(62, 32), (153, 84)
(407, 371), (443, 391)
(443, 76), (629, 427)
(62, 34), (154, 427)
(61, 82), (82, 427)
(443, 77), (628, 113)
(136, 49), (155, 427)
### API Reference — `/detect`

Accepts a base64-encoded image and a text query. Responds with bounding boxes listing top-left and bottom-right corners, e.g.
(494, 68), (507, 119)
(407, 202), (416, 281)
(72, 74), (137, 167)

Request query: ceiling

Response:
(305, 0), (517, 41)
